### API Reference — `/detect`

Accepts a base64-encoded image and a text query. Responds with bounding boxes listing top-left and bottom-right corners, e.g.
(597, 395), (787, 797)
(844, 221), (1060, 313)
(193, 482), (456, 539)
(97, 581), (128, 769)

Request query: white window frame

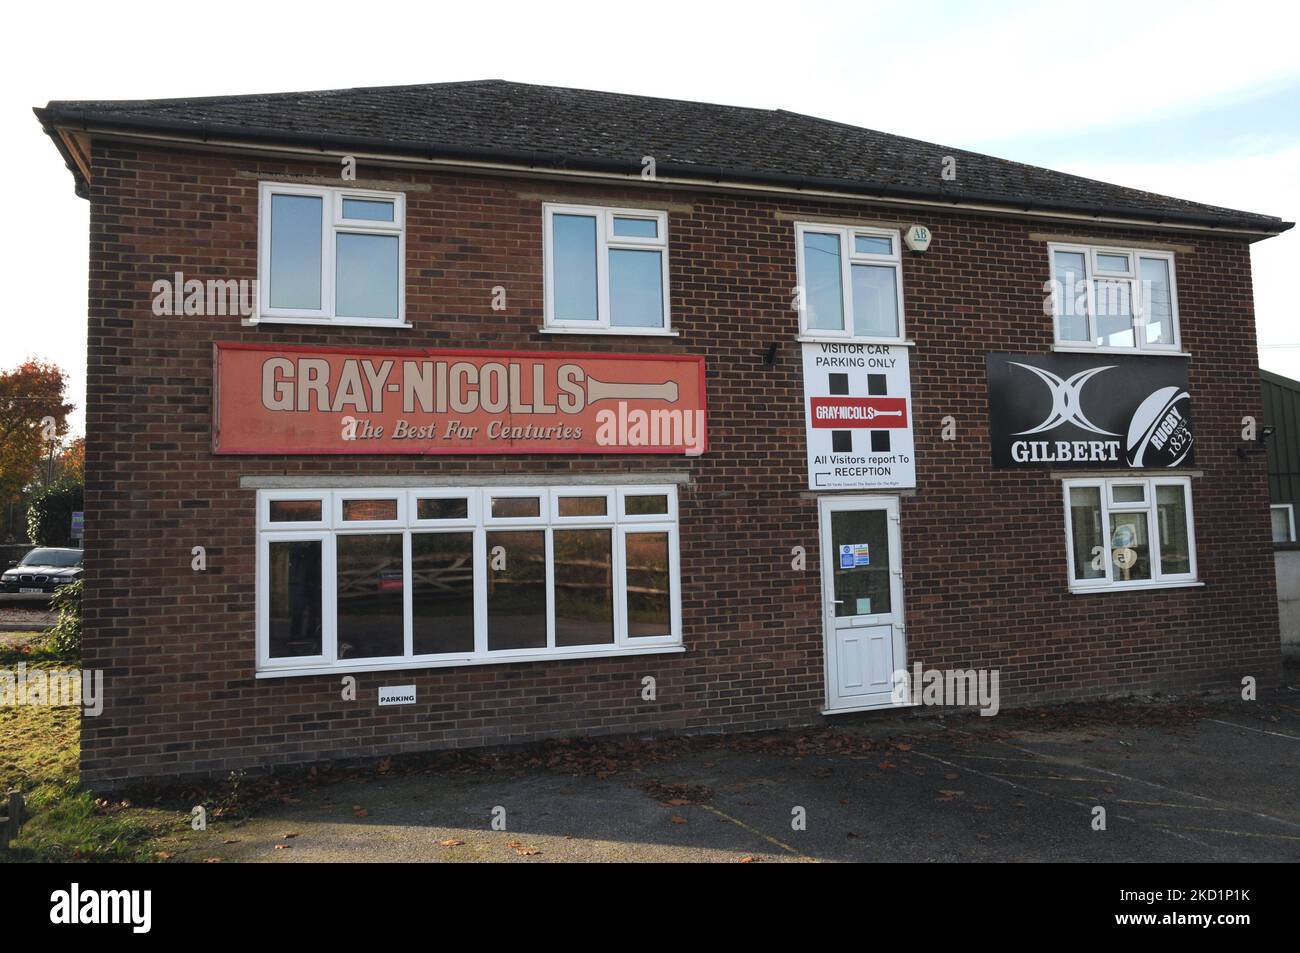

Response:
(255, 485), (683, 677)
(1061, 476), (1199, 593)
(1271, 503), (1296, 543)
(794, 222), (906, 344)
(257, 182), (407, 327)
(1047, 242), (1181, 354)
(542, 203), (673, 335)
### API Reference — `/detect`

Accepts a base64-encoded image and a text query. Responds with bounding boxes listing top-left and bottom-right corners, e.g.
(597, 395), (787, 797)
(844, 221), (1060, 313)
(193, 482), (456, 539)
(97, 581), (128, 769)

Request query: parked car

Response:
(0, 547), (83, 602)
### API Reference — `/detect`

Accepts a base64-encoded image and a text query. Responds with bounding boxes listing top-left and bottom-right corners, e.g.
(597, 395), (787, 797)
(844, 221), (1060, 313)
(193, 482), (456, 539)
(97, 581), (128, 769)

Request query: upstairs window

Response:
(258, 183), (405, 325)
(1048, 243), (1179, 352)
(543, 204), (671, 333)
(795, 223), (904, 342)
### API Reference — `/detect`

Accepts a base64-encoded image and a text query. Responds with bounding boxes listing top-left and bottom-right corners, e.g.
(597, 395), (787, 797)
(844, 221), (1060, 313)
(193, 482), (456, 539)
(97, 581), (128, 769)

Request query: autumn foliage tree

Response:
(0, 360), (76, 507)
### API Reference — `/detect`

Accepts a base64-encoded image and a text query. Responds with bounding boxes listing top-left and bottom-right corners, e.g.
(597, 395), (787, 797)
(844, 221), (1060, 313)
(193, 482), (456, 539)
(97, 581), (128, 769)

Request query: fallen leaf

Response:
(274, 844), (292, 850)
(878, 761), (897, 770)
(738, 855), (760, 863)
(439, 838), (464, 847)
(670, 815), (688, 825)
(156, 850), (174, 860)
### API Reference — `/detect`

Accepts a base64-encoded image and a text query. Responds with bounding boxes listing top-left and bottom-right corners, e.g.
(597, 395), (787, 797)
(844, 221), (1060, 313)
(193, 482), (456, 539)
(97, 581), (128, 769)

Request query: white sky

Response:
(3, 0), (1297, 436)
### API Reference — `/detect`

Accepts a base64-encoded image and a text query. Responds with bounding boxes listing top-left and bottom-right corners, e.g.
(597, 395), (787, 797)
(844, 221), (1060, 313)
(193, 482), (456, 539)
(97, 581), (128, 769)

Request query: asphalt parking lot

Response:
(175, 691), (1300, 863)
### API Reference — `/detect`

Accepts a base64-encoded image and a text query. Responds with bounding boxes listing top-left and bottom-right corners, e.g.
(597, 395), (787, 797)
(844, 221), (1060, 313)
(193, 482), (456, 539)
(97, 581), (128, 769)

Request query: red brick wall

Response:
(80, 141), (1282, 786)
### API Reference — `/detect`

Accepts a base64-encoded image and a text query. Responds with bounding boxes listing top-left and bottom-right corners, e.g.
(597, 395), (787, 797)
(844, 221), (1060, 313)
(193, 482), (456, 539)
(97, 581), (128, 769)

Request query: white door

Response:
(819, 496), (906, 712)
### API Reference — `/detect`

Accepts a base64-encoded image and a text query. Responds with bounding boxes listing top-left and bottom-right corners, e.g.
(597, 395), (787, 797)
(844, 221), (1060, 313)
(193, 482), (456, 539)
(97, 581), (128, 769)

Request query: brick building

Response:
(35, 81), (1293, 786)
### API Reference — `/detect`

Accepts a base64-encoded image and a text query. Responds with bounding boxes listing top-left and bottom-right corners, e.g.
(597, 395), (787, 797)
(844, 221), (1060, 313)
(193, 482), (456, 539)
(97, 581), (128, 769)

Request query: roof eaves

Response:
(34, 106), (1296, 234)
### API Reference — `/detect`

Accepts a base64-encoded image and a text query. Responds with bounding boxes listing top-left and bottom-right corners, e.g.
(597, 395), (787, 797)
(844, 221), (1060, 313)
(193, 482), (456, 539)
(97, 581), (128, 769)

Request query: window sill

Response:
(1052, 344), (1188, 358)
(797, 335), (914, 346)
(256, 643), (685, 679)
(1068, 580), (1204, 595)
(538, 326), (679, 337)
(245, 316), (413, 329)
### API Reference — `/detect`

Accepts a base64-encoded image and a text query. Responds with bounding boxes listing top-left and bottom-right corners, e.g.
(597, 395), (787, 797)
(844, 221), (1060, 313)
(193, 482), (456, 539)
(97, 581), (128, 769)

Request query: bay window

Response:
(543, 204), (671, 333)
(258, 182), (406, 325)
(795, 223), (905, 342)
(257, 485), (681, 675)
(1063, 477), (1198, 592)
(1048, 243), (1179, 352)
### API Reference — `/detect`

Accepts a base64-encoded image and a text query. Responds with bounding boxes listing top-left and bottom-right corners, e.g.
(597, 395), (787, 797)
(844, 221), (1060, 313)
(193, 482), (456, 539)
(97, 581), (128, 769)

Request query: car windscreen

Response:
(19, 549), (83, 568)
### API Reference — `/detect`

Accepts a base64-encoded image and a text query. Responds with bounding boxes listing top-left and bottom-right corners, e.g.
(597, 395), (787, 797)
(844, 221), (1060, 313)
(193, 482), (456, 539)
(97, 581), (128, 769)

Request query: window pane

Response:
(336, 233), (399, 319)
(1093, 279), (1135, 348)
(268, 540), (322, 657)
(829, 509), (891, 616)
(412, 532), (474, 654)
(850, 263), (900, 337)
(1109, 512), (1151, 582)
(625, 494), (668, 515)
(336, 534), (404, 659)
(269, 193), (322, 310)
(1052, 250), (1088, 342)
(1068, 486), (1105, 581)
(554, 529), (614, 646)
(626, 532), (671, 637)
(341, 198), (395, 222)
(342, 498), (398, 521)
(558, 496), (608, 517)
(487, 531), (547, 650)
(854, 234), (892, 255)
(416, 497), (469, 520)
(1112, 485), (1145, 504)
(1096, 253), (1131, 273)
(269, 499), (321, 523)
(491, 496), (540, 518)
(1156, 485), (1192, 574)
(613, 217), (658, 238)
(609, 249), (665, 328)
(803, 231), (845, 331)
(1139, 257), (1174, 346)
(552, 214), (599, 321)
(1272, 507), (1294, 543)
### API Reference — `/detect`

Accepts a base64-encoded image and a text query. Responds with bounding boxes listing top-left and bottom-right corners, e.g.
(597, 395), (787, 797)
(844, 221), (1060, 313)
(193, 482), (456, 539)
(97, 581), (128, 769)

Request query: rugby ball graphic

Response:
(1126, 386), (1193, 467)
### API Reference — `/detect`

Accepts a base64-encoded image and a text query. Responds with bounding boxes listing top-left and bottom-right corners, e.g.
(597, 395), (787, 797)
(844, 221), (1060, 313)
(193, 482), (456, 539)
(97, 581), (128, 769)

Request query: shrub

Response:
(25, 478), (84, 546)
(47, 578), (82, 658)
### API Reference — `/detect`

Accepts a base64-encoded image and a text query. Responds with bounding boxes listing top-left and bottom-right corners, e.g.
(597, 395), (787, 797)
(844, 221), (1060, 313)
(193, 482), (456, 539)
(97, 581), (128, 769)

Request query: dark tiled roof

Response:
(36, 80), (1291, 232)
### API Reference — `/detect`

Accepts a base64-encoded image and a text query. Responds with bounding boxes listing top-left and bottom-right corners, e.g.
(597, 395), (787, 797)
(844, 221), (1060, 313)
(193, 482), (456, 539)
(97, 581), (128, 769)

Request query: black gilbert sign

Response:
(986, 352), (1194, 469)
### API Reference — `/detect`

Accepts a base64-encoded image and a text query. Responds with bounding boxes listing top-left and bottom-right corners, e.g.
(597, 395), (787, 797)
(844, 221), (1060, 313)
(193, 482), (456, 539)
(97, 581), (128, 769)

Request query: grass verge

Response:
(0, 634), (187, 862)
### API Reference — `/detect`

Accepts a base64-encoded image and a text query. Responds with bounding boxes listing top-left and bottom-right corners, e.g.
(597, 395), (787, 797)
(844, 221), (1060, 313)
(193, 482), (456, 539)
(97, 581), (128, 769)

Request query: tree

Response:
(58, 436), (85, 483)
(0, 360), (75, 506)
(26, 477), (83, 546)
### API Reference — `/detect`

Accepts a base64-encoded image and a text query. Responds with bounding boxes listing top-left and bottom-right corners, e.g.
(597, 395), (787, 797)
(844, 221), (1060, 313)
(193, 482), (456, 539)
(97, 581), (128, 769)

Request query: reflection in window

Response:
(1156, 485), (1191, 574)
(487, 531), (547, 650)
(269, 499), (322, 523)
(803, 231), (844, 332)
(269, 193), (323, 310)
(554, 529), (614, 646)
(412, 532), (475, 654)
(336, 534), (404, 658)
(552, 213), (599, 321)
(626, 532), (671, 637)
(268, 540), (322, 657)
(1069, 486), (1105, 581)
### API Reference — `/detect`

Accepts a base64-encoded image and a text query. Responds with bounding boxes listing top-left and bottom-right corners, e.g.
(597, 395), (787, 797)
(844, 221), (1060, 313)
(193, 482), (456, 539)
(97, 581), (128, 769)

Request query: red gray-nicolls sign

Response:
(985, 352), (1194, 468)
(801, 342), (915, 489)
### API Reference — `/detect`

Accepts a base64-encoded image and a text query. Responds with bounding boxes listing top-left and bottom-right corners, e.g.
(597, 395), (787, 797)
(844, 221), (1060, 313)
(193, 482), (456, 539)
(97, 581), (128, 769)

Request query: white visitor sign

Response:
(802, 342), (916, 490)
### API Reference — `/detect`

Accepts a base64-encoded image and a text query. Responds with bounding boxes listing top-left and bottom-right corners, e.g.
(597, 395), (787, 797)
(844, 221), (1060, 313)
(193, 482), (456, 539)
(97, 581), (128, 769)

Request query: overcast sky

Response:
(4, 0), (1297, 436)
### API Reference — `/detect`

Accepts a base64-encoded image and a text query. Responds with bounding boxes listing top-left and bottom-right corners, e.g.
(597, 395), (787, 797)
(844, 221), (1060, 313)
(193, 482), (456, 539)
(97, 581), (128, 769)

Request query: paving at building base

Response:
(166, 692), (1300, 863)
